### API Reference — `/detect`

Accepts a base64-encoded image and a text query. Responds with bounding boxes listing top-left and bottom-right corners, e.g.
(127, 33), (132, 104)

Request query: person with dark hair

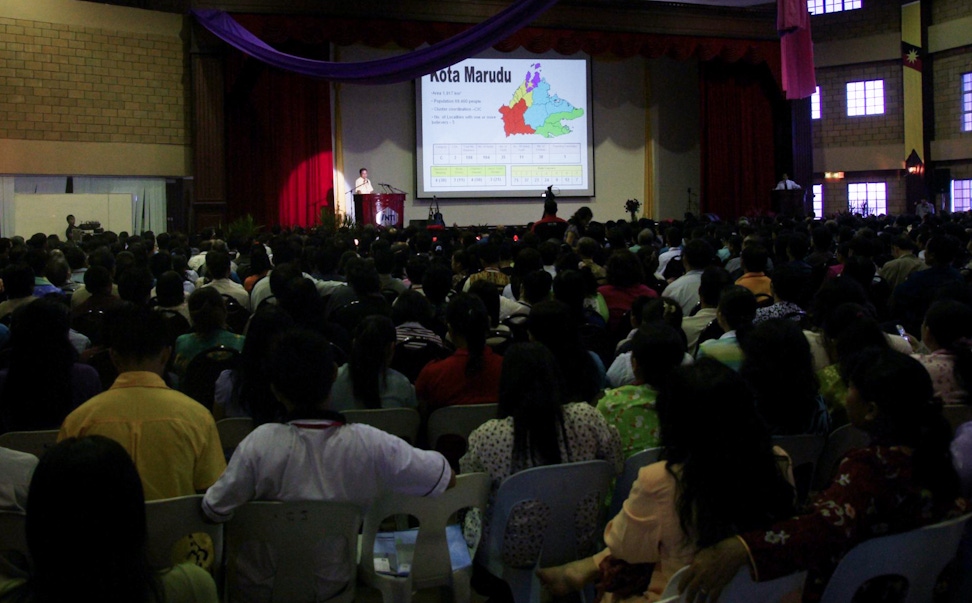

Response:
(59, 308), (226, 501)
(392, 289), (443, 348)
(502, 247), (543, 302)
(681, 267), (731, 352)
(879, 235), (924, 290)
(753, 264), (805, 324)
(404, 253), (431, 295)
(538, 359), (795, 602)
(565, 206), (594, 247)
(0, 298), (101, 433)
(806, 226), (834, 267)
(528, 300), (605, 402)
(71, 264), (124, 318)
(200, 250), (250, 310)
(462, 342), (621, 576)
(598, 249), (658, 331)
(0, 435), (218, 602)
(202, 328), (452, 600)
(679, 349), (965, 602)
(0, 264), (37, 320)
(154, 271), (191, 325)
(656, 227), (683, 277)
(696, 286), (756, 372)
(576, 237), (607, 284)
(213, 304), (295, 424)
(243, 249), (271, 293)
(25, 249), (60, 298)
(463, 242), (509, 293)
(415, 293), (503, 411)
(118, 266), (154, 306)
(373, 244), (407, 297)
(662, 239), (714, 314)
(172, 287), (244, 379)
(531, 198), (567, 234)
(597, 323), (685, 458)
(330, 315), (416, 411)
(914, 299), (972, 405)
(741, 319), (830, 435)
(734, 246), (772, 301)
(892, 234), (964, 333)
(521, 270), (553, 307)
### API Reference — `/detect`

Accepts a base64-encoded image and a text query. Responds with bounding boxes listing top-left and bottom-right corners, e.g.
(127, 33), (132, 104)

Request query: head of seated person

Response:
(497, 342), (566, 465)
(22, 435), (174, 602)
(156, 271), (185, 308)
(83, 265), (114, 298)
(392, 290), (434, 327)
(740, 245), (768, 274)
(205, 250), (232, 281)
(631, 322), (685, 390)
(187, 287), (226, 335)
(468, 280), (502, 328)
(269, 328), (337, 419)
(682, 239), (714, 272)
(345, 257), (381, 297)
(641, 296), (684, 334)
(349, 315), (397, 410)
(769, 264), (803, 305)
(118, 267), (154, 306)
(521, 270), (553, 306)
(1, 263), (35, 300)
(605, 250), (644, 289)
(110, 308), (171, 375)
(699, 266), (732, 309)
(716, 286), (757, 334)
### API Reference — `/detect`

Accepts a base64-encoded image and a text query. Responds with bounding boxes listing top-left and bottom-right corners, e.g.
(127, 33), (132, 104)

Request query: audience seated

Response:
(0, 264), (37, 320)
(696, 286), (756, 372)
(913, 299), (972, 405)
(392, 290), (443, 348)
(537, 359), (795, 603)
(680, 349), (967, 602)
(598, 250), (658, 331)
(528, 300), (605, 403)
(172, 287), (245, 379)
(0, 298), (101, 433)
(198, 251), (250, 311)
(154, 270), (192, 325)
(662, 239), (713, 314)
(680, 266), (730, 353)
(59, 309), (226, 500)
(0, 435), (217, 602)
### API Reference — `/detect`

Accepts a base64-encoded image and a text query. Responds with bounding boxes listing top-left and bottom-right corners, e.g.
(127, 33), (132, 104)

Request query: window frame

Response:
(847, 182), (887, 216)
(846, 80), (885, 117)
(953, 179), (972, 213)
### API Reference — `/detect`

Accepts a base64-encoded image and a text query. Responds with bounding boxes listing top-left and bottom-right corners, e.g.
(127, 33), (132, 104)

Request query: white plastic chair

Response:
(658, 565), (807, 602)
(223, 500), (362, 603)
(608, 447), (662, 519)
(0, 430), (59, 458)
(358, 473), (491, 603)
(216, 417), (255, 457)
(819, 513), (972, 603)
(812, 425), (871, 492)
(426, 404), (498, 450)
(343, 408), (422, 445)
(772, 434), (826, 501)
(145, 494), (224, 587)
(479, 460), (615, 603)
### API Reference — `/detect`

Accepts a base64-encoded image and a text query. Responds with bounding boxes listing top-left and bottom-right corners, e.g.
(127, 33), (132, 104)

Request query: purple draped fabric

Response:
(191, 0), (560, 84)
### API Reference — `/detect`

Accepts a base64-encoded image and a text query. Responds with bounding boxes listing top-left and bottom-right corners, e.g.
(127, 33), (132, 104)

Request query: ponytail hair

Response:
(446, 293), (490, 377)
(924, 300), (972, 398)
(350, 315), (397, 409)
(846, 348), (961, 501)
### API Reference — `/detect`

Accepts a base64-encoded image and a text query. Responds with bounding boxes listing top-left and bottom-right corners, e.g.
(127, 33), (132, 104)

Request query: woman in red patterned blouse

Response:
(679, 348), (967, 602)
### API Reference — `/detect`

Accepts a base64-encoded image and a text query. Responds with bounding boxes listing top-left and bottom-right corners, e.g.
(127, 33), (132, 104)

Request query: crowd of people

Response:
(0, 203), (971, 602)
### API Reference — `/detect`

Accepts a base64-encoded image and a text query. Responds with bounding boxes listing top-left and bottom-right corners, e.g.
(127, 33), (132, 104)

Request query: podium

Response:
(771, 189), (806, 218)
(354, 193), (406, 229)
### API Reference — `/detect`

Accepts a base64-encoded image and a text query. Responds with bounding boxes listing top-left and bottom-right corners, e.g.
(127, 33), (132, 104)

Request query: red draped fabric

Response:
(224, 47), (333, 228)
(700, 61), (782, 219)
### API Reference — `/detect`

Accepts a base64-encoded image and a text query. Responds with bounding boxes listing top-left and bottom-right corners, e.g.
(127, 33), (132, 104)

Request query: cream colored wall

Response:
(0, 0), (189, 176)
(337, 45), (668, 225)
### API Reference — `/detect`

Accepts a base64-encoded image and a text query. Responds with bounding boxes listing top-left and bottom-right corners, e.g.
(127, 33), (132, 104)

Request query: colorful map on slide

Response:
(499, 63), (584, 138)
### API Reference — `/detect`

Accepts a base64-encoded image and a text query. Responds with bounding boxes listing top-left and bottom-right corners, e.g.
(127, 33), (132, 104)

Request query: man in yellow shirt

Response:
(59, 309), (225, 500)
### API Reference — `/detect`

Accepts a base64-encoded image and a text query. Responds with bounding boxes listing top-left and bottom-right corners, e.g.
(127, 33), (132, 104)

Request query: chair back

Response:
(772, 434), (826, 502)
(145, 494), (224, 586)
(216, 417), (255, 458)
(659, 565), (807, 602)
(819, 513), (972, 603)
(943, 404), (972, 433)
(330, 297), (392, 335)
(359, 473), (491, 600)
(183, 346), (242, 411)
(343, 408), (421, 445)
(427, 404), (499, 470)
(391, 338), (450, 382)
(224, 500), (361, 603)
(0, 512), (28, 571)
(609, 448), (662, 519)
(480, 460), (615, 603)
(0, 430), (59, 458)
(221, 295), (250, 335)
(71, 309), (108, 346)
(157, 309), (192, 345)
(813, 424), (871, 491)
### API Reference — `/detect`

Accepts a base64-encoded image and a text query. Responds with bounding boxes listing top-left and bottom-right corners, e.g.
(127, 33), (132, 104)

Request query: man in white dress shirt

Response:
(774, 173), (801, 190)
(354, 168), (374, 194)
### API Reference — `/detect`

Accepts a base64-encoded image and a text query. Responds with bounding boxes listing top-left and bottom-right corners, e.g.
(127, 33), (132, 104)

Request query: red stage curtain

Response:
(700, 61), (782, 219)
(224, 47), (333, 228)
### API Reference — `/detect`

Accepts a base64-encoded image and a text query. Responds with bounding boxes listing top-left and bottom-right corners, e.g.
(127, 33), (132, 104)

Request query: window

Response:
(963, 73), (971, 132)
(809, 0), (861, 15)
(847, 182), (887, 216)
(812, 184), (823, 217)
(954, 179), (972, 212)
(847, 80), (884, 116)
(811, 87), (821, 120)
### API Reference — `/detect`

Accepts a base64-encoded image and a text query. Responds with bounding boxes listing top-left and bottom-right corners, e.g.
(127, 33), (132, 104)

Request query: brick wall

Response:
(816, 172), (906, 216)
(810, 2), (900, 43)
(932, 46), (972, 142)
(812, 61), (903, 148)
(0, 17), (186, 145)
(932, 0), (972, 25)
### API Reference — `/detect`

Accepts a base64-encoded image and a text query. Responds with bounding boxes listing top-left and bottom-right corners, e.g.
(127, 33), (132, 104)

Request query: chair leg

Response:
(503, 567), (540, 603)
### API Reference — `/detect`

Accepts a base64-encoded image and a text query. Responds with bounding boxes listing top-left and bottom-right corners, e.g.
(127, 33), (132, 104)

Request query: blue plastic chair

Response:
(608, 447), (662, 520)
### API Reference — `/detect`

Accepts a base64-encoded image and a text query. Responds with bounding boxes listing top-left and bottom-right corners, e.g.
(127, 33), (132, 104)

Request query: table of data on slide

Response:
(430, 142), (583, 187)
